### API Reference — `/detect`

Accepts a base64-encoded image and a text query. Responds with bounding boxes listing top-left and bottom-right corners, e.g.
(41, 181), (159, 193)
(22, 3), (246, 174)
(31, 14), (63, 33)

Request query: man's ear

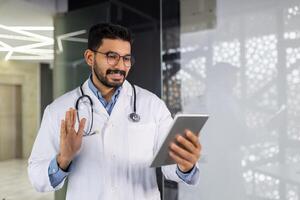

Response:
(84, 49), (94, 67)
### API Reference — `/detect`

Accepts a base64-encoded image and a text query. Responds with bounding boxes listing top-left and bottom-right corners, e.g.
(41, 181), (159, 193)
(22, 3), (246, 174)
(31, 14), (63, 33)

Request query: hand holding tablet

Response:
(150, 114), (209, 168)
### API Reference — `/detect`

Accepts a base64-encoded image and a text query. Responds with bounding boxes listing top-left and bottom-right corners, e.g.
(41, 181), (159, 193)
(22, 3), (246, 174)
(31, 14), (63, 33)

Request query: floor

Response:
(0, 159), (53, 200)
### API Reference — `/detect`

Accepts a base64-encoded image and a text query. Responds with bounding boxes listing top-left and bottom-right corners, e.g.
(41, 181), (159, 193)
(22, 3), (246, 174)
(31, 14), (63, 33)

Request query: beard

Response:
(93, 61), (126, 88)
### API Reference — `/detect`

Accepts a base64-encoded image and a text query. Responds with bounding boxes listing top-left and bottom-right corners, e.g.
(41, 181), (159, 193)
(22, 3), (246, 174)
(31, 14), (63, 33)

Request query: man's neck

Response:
(91, 75), (116, 102)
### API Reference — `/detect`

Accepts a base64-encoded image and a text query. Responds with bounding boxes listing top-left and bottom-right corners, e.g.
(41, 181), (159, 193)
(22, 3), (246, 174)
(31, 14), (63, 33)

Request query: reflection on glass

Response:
(163, 0), (300, 199)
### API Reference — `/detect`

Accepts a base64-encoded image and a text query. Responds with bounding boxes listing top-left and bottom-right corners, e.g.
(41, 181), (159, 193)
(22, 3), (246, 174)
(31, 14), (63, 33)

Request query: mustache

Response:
(106, 69), (126, 76)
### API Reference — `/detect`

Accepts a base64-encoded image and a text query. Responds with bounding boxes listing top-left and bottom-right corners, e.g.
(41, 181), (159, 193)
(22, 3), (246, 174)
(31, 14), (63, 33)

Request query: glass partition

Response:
(162, 0), (300, 199)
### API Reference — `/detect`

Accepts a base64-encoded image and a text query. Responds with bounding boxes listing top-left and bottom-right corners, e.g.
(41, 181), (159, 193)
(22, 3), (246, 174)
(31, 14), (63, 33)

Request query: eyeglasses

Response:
(92, 50), (135, 67)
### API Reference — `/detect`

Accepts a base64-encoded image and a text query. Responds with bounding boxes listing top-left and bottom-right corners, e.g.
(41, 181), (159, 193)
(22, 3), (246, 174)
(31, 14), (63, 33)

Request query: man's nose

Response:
(114, 57), (127, 69)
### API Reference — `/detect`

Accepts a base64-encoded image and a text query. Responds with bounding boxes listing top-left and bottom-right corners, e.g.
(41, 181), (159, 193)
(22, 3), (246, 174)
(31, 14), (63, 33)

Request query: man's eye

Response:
(107, 53), (118, 59)
(124, 56), (131, 61)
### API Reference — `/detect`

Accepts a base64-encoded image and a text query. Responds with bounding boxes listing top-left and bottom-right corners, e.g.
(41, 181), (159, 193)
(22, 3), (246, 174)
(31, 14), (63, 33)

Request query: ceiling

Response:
(0, 0), (67, 61)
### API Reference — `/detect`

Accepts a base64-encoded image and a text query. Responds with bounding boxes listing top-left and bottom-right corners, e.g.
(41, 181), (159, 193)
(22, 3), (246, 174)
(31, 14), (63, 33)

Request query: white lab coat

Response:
(28, 79), (200, 200)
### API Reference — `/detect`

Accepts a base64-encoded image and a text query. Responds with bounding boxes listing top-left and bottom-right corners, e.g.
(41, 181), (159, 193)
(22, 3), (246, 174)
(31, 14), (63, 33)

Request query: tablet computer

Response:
(150, 114), (209, 168)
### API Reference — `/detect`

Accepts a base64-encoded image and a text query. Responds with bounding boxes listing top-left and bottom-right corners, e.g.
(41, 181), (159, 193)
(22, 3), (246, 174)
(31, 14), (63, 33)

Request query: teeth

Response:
(109, 71), (122, 75)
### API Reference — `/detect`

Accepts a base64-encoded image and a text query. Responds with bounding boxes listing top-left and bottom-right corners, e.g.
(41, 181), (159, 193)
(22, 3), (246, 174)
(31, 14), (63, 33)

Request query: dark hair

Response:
(88, 23), (133, 50)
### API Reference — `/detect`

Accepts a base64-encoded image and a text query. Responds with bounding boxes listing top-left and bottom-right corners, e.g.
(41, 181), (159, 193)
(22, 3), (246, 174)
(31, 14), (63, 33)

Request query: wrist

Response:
(57, 154), (72, 171)
(178, 165), (195, 174)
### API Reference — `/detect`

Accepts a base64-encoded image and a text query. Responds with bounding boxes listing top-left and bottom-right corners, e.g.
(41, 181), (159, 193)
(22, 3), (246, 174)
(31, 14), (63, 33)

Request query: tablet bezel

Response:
(150, 114), (209, 168)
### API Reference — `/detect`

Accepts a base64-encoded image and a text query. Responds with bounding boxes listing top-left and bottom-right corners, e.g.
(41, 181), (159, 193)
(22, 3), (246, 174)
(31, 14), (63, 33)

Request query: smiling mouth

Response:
(108, 73), (124, 79)
(106, 70), (125, 80)
(107, 71), (124, 80)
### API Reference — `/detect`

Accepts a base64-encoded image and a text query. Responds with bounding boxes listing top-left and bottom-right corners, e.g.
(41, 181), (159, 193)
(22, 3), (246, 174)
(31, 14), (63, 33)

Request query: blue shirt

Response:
(48, 76), (197, 187)
(87, 76), (122, 115)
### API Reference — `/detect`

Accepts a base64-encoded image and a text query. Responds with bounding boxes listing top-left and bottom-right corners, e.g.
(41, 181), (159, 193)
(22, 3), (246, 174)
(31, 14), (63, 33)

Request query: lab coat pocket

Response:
(128, 122), (156, 165)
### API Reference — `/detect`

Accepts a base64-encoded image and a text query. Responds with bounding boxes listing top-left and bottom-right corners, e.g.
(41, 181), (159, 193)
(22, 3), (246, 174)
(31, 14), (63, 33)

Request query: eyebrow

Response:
(107, 50), (131, 57)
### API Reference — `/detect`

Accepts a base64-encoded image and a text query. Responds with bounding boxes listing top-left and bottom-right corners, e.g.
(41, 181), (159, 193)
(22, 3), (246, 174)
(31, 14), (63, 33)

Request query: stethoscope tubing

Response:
(75, 82), (140, 136)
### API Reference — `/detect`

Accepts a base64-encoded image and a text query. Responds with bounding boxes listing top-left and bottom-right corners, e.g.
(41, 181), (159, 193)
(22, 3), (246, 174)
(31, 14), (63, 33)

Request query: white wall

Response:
(0, 60), (40, 158)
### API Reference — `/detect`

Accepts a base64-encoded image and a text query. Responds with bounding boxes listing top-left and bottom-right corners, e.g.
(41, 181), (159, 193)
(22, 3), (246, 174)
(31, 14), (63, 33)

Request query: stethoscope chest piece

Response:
(129, 112), (141, 122)
(128, 82), (140, 122)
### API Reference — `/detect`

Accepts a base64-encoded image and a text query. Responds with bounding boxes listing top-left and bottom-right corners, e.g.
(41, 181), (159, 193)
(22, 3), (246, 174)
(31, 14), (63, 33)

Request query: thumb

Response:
(77, 118), (86, 137)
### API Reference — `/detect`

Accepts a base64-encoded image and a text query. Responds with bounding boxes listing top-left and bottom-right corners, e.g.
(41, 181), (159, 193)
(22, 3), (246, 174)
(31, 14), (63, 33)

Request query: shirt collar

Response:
(88, 74), (122, 104)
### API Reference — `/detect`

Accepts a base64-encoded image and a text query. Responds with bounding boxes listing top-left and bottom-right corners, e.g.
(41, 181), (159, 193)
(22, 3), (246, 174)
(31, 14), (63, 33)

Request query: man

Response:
(28, 23), (201, 200)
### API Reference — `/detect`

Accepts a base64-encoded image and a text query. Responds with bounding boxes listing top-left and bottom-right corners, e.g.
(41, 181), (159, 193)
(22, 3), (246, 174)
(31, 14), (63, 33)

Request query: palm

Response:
(60, 108), (86, 162)
(61, 128), (82, 156)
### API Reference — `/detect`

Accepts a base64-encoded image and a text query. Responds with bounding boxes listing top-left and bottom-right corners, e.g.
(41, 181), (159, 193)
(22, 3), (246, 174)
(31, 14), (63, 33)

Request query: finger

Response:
(176, 135), (197, 154)
(65, 111), (69, 135)
(169, 150), (193, 169)
(185, 130), (200, 148)
(71, 108), (76, 128)
(170, 142), (198, 163)
(77, 118), (86, 137)
(66, 108), (73, 133)
(60, 120), (66, 138)
(69, 108), (73, 128)
(72, 108), (76, 128)
(198, 141), (202, 152)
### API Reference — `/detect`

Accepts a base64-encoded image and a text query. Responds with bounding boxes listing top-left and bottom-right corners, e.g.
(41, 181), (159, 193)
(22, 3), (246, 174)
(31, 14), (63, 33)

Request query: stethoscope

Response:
(75, 82), (140, 136)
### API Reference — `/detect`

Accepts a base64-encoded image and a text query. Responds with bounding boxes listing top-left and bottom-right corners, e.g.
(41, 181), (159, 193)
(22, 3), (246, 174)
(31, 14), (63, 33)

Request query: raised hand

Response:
(57, 108), (86, 171)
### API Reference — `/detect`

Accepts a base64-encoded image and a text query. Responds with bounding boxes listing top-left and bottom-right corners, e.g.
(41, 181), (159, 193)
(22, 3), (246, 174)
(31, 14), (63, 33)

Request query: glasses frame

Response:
(91, 50), (135, 67)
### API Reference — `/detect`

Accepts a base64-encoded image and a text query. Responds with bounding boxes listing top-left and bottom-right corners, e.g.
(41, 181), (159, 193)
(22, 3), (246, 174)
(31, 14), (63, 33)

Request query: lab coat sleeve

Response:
(28, 105), (67, 192)
(155, 100), (200, 186)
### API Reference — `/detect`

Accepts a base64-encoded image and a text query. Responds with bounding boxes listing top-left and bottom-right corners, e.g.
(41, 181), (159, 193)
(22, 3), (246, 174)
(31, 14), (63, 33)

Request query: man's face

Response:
(91, 38), (132, 88)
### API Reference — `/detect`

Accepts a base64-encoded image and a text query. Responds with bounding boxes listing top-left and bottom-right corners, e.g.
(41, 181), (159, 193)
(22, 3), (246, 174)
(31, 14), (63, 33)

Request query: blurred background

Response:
(0, 0), (299, 200)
